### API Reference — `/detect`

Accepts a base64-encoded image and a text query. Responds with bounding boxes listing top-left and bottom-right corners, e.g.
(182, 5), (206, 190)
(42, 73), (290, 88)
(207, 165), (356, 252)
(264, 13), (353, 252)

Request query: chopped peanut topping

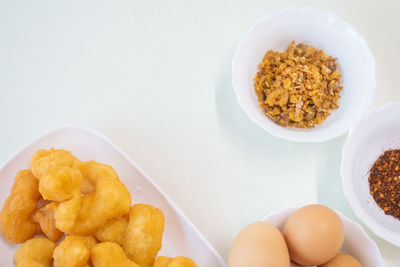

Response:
(254, 41), (343, 128)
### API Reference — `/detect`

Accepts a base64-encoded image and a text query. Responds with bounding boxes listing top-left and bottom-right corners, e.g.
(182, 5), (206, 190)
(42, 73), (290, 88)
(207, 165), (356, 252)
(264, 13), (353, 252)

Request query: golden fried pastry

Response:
(91, 242), (140, 267)
(48, 180), (130, 236)
(48, 196), (82, 234)
(168, 257), (198, 267)
(30, 149), (80, 179)
(14, 237), (56, 267)
(53, 236), (97, 267)
(71, 179), (132, 235)
(0, 148), (197, 267)
(30, 149), (130, 236)
(153, 256), (173, 267)
(0, 170), (41, 243)
(123, 204), (165, 267)
(38, 166), (83, 234)
(153, 256), (198, 267)
(78, 160), (119, 194)
(94, 216), (128, 244)
(39, 167), (82, 202)
(32, 206), (64, 242)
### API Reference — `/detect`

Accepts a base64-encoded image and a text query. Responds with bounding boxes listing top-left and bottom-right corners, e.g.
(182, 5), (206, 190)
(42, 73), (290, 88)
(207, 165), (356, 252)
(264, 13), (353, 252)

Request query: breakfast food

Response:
(14, 237), (56, 267)
(69, 178), (132, 236)
(30, 149), (79, 179)
(283, 204), (344, 266)
(254, 41), (342, 128)
(32, 206), (64, 242)
(0, 148), (197, 267)
(53, 236), (97, 267)
(94, 216), (128, 244)
(38, 167), (83, 202)
(228, 221), (290, 267)
(153, 256), (198, 267)
(229, 205), (355, 267)
(318, 254), (362, 267)
(369, 149), (400, 220)
(91, 242), (140, 267)
(123, 204), (165, 267)
(0, 170), (41, 243)
(47, 193), (81, 234)
(78, 160), (119, 194)
(154, 256), (174, 267)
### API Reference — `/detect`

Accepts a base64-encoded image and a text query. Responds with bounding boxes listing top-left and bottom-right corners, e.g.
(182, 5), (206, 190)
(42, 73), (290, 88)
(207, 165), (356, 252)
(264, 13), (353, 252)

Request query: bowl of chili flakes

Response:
(342, 102), (400, 247)
(232, 7), (376, 142)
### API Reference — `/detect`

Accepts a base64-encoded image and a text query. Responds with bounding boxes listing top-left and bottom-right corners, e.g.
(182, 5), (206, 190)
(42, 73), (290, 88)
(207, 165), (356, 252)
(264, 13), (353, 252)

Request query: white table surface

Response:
(1, 0), (399, 266)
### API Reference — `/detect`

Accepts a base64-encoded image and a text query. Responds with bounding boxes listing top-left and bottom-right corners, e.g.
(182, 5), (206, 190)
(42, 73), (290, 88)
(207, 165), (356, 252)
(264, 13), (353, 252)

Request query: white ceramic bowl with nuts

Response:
(233, 7), (376, 142)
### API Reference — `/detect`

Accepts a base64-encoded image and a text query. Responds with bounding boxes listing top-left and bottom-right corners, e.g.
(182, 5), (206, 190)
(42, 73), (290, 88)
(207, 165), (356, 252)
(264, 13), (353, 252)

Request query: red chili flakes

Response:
(369, 149), (400, 220)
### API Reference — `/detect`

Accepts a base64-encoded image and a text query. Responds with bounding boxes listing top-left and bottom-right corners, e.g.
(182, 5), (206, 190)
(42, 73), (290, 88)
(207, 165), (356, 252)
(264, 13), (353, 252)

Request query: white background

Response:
(0, 0), (399, 266)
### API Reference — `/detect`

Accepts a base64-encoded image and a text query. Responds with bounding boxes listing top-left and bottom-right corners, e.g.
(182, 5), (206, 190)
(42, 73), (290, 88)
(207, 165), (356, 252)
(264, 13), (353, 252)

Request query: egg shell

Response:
(318, 254), (362, 267)
(290, 262), (313, 267)
(283, 204), (344, 266)
(228, 221), (290, 267)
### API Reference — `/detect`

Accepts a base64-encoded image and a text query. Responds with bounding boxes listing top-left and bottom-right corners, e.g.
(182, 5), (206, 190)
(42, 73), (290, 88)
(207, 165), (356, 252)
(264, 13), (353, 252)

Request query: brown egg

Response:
(290, 261), (313, 267)
(318, 254), (362, 267)
(283, 204), (344, 266)
(228, 221), (290, 267)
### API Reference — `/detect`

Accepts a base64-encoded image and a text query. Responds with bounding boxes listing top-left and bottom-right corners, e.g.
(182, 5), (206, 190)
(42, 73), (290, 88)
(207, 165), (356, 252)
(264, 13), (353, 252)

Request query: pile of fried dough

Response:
(0, 148), (197, 267)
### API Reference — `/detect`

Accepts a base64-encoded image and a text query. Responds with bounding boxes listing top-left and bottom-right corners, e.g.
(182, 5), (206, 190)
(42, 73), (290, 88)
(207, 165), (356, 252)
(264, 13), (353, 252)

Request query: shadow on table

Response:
(315, 136), (352, 213)
(213, 43), (316, 157)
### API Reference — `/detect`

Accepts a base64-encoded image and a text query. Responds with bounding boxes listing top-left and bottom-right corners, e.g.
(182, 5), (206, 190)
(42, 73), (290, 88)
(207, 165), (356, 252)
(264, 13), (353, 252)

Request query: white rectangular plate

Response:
(0, 126), (226, 267)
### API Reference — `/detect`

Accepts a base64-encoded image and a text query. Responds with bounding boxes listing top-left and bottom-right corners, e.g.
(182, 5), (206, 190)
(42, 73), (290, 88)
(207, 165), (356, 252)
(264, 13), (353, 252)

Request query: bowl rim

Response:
(232, 6), (377, 142)
(262, 205), (386, 266)
(341, 102), (400, 247)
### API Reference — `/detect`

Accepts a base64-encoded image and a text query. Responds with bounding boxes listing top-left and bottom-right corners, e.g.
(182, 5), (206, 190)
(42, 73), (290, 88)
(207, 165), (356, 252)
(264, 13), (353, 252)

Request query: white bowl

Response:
(0, 126), (226, 267)
(262, 207), (385, 267)
(342, 103), (400, 247)
(232, 7), (376, 142)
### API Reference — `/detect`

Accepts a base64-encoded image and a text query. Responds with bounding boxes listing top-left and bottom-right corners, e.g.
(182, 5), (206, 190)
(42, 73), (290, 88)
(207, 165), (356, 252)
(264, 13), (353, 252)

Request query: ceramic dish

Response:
(232, 7), (376, 142)
(262, 207), (385, 267)
(342, 102), (400, 247)
(0, 126), (226, 267)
